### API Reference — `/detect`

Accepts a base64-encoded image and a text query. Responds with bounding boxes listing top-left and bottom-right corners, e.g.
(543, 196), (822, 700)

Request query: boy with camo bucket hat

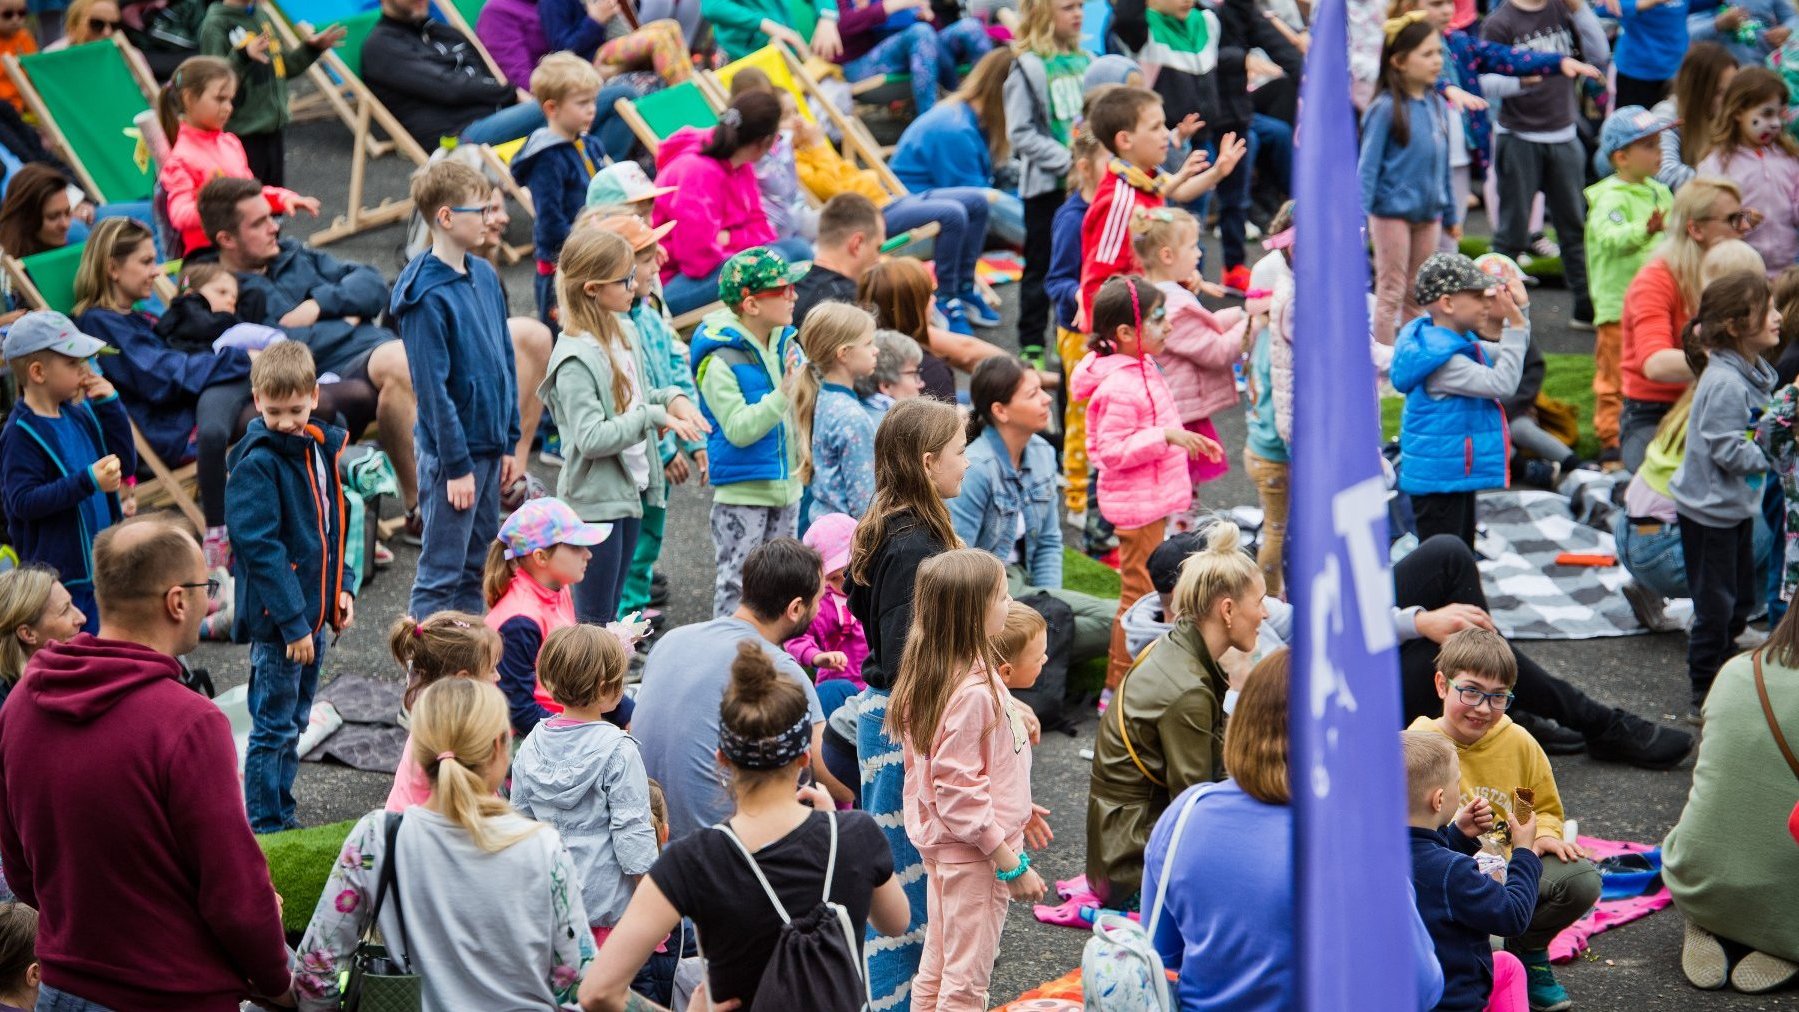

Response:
(1391, 252), (1527, 548)
(689, 247), (812, 616)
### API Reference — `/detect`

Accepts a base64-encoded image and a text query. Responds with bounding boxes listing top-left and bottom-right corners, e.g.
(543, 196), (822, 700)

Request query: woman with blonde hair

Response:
(294, 678), (594, 1009)
(1085, 519), (1267, 908)
(45, 0), (118, 50)
(0, 566), (85, 705)
(1619, 176), (1759, 469)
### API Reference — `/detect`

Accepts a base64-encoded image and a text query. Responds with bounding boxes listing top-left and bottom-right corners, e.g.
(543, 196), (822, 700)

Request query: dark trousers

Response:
(1492, 133), (1591, 319)
(197, 378), (379, 527)
(1613, 72), (1671, 111)
(238, 130), (286, 189)
(1395, 535), (1614, 736)
(1412, 491), (1478, 548)
(1679, 513), (1756, 705)
(1017, 191), (1061, 351)
(574, 514), (642, 624)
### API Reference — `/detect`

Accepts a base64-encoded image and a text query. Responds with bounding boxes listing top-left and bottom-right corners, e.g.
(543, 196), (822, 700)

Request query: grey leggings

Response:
(709, 501), (799, 617)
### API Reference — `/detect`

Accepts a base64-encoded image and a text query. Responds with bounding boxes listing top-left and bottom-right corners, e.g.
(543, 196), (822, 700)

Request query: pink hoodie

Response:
(1154, 281), (1249, 423)
(159, 123), (298, 253)
(652, 125), (778, 283)
(1070, 349), (1194, 530)
(901, 666), (1033, 863)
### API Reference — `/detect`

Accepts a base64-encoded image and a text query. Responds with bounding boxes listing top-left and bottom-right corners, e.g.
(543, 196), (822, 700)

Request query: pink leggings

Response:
(914, 858), (1009, 1011)
(1368, 215), (1440, 345)
(1487, 950), (1527, 1012)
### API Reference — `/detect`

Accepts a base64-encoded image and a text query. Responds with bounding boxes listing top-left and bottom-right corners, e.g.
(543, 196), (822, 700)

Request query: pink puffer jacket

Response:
(1155, 281), (1248, 423)
(1071, 350), (1192, 530)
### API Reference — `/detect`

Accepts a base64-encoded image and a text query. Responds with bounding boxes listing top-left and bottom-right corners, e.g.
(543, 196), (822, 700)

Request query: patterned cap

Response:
(719, 246), (810, 304)
(497, 496), (610, 559)
(1413, 252), (1497, 306)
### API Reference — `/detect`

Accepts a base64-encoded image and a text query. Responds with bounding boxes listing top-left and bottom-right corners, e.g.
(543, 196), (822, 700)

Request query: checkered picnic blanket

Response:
(1473, 490), (1645, 640)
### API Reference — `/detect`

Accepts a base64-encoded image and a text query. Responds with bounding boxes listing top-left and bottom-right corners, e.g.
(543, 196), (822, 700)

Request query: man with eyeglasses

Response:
(0, 518), (295, 1010)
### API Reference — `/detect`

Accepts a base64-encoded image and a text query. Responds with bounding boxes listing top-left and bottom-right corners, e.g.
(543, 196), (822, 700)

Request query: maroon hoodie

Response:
(0, 634), (290, 1010)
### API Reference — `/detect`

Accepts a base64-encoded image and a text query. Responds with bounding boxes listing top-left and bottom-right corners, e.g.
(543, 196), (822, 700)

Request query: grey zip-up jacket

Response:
(1004, 53), (1074, 200)
(541, 322), (682, 520)
(1671, 348), (1775, 527)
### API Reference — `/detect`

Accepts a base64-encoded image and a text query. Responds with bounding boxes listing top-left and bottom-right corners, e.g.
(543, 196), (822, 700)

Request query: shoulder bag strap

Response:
(821, 809), (839, 903)
(381, 812), (415, 972)
(715, 822), (794, 923)
(1115, 643), (1167, 788)
(1754, 650), (1799, 782)
(1143, 782), (1213, 940)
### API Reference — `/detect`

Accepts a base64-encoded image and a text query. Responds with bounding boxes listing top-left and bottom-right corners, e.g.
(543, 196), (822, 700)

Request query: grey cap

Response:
(1413, 252), (1498, 306)
(1, 311), (113, 361)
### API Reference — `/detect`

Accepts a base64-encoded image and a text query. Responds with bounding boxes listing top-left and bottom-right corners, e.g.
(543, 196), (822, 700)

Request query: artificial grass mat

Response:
(1457, 234), (1564, 280)
(1381, 352), (1600, 461)
(260, 818), (357, 935)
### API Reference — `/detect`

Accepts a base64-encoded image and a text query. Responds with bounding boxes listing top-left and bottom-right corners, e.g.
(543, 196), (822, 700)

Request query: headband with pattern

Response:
(718, 714), (811, 770)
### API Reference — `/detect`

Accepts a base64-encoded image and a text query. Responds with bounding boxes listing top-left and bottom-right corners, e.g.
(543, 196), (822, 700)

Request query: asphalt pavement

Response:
(185, 109), (1796, 1008)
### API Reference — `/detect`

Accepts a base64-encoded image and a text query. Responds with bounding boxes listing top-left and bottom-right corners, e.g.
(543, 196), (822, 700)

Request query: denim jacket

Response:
(950, 426), (1064, 588)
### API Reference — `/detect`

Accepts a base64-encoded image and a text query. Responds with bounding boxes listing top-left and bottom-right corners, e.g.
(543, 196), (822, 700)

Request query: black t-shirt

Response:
(793, 265), (860, 330)
(649, 810), (894, 1008)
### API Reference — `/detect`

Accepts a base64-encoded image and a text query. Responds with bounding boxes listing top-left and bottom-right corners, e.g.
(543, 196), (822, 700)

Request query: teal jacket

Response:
(541, 320), (683, 520)
(700, 0), (835, 60)
(630, 296), (704, 466)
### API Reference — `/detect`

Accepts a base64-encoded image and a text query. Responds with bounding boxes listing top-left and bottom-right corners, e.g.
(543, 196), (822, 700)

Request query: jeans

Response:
(1614, 515), (1688, 599)
(245, 631), (324, 833)
(70, 200), (160, 257)
(987, 188), (1024, 247)
(534, 269), (558, 330)
(1492, 134), (1591, 318)
(459, 100), (548, 147)
(1620, 397), (1674, 473)
(1211, 132), (1254, 269)
(663, 236), (813, 317)
(1680, 513), (1757, 704)
(410, 451), (502, 618)
(574, 513), (642, 624)
(1246, 113), (1292, 197)
(884, 188), (989, 297)
(36, 986), (113, 1012)
(842, 18), (993, 114)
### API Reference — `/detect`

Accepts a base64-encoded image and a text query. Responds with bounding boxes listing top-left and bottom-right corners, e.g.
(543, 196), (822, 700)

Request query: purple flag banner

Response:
(1288, 0), (1418, 1009)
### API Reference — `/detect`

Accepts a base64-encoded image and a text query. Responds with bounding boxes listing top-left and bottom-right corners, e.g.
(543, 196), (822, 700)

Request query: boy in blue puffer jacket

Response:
(690, 247), (807, 617)
(226, 340), (354, 833)
(1392, 252), (1528, 548)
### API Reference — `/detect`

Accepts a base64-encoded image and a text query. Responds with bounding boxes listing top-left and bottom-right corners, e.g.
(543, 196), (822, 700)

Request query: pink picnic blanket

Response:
(1036, 838), (1669, 963)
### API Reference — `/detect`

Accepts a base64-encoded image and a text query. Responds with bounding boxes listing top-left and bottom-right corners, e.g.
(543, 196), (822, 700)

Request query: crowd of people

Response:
(0, 0), (1791, 1007)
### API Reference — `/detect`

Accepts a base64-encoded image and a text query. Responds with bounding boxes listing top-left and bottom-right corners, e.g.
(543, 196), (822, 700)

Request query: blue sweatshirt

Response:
(538, 0), (611, 59)
(1359, 92), (1455, 226)
(225, 419), (353, 646)
(1045, 189), (1089, 331)
(890, 102), (994, 192)
(1145, 780), (1446, 1011)
(73, 307), (251, 466)
(509, 127), (607, 265)
(390, 250), (521, 479)
(1612, 0), (1690, 81)
(233, 238), (393, 377)
(1408, 826), (1543, 1012)
(0, 395), (132, 631)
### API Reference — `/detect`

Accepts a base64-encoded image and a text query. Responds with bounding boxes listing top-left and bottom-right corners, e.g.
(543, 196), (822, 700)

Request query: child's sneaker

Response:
(373, 541), (395, 568)
(538, 431), (565, 468)
(957, 290), (1002, 329)
(1221, 264), (1252, 296)
(936, 297), (974, 335)
(1520, 949), (1572, 1011)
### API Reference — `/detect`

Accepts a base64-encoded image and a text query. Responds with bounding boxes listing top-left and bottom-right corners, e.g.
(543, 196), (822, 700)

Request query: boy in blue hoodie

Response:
(1404, 730), (1542, 1012)
(395, 159), (522, 619)
(0, 312), (133, 633)
(509, 52), (607, 328)
(225, 340), (355, 833)
(1392, 252), (1527, 548)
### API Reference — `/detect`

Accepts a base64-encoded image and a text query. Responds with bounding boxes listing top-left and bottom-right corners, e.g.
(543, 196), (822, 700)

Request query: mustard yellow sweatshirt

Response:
(1407, 714), (1567, 852)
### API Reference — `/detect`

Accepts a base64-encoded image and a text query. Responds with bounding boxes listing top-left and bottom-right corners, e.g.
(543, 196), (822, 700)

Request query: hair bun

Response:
(1204, 520), (1243, 556)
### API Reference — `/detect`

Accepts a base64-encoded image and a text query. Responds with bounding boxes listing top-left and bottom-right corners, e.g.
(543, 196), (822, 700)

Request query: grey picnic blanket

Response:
(303, 673), (408, 773)
(1473, 489), (1644, 641)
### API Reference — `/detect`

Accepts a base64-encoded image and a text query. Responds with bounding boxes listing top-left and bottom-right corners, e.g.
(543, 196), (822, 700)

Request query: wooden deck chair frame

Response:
(262, 3), (396, 161)
(769, 39), (905, 199)
(0, 253), (203, 531)
(614, 94), (665, 157)
(4, 36), (160, 207)
(432, 0), (509, 85)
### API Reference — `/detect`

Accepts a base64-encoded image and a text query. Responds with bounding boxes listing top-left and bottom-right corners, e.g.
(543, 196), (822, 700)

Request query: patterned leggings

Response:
(842, 17), (993, 114)
(597, 19), (691, 86)
(709, 500), (799, 617)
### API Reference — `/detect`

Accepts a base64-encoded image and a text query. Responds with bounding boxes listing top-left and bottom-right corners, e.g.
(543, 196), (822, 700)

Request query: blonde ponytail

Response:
(793, 302), (877, 485)
(410, 679), (539, 853)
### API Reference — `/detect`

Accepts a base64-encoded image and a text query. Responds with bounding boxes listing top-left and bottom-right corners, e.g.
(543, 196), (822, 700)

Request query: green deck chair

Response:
(615, 81), (719, 156)
(5, 38), (156, 205)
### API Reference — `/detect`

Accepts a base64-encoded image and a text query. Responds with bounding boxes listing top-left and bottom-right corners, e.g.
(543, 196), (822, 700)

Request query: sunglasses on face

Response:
(87, 16), (120, 32)
(0, 9), (28, 20)
(750, 283), (795, 300)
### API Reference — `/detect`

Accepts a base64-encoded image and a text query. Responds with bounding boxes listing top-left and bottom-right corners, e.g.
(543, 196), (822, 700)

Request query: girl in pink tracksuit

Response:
(1133, 208), (1249, 524)
(1069, 275), (1223, 696)
(1696, 68), (1799, 276)
(157, 55), (318, 256)
(890, 549), (1049, 1012)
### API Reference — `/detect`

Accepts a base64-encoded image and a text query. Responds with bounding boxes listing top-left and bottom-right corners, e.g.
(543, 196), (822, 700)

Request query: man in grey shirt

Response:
(632, 537), (845, 837)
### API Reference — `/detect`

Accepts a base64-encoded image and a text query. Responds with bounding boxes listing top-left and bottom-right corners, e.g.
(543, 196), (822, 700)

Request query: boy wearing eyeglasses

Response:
(225, 340), (354, 833)
(1409, 627), (1600, 1012)
(393, 158), (522, 621)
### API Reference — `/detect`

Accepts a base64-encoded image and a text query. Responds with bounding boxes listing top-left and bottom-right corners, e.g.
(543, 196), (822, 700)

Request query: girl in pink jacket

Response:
(1070, 275), (1223, 694)
(650, 90), (813, 317)
(890, 549), (1050, 1012)
(156, 56), (318, 256)
(1695, 68), (1799, 276)
(1133, 208), (1249, 521)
